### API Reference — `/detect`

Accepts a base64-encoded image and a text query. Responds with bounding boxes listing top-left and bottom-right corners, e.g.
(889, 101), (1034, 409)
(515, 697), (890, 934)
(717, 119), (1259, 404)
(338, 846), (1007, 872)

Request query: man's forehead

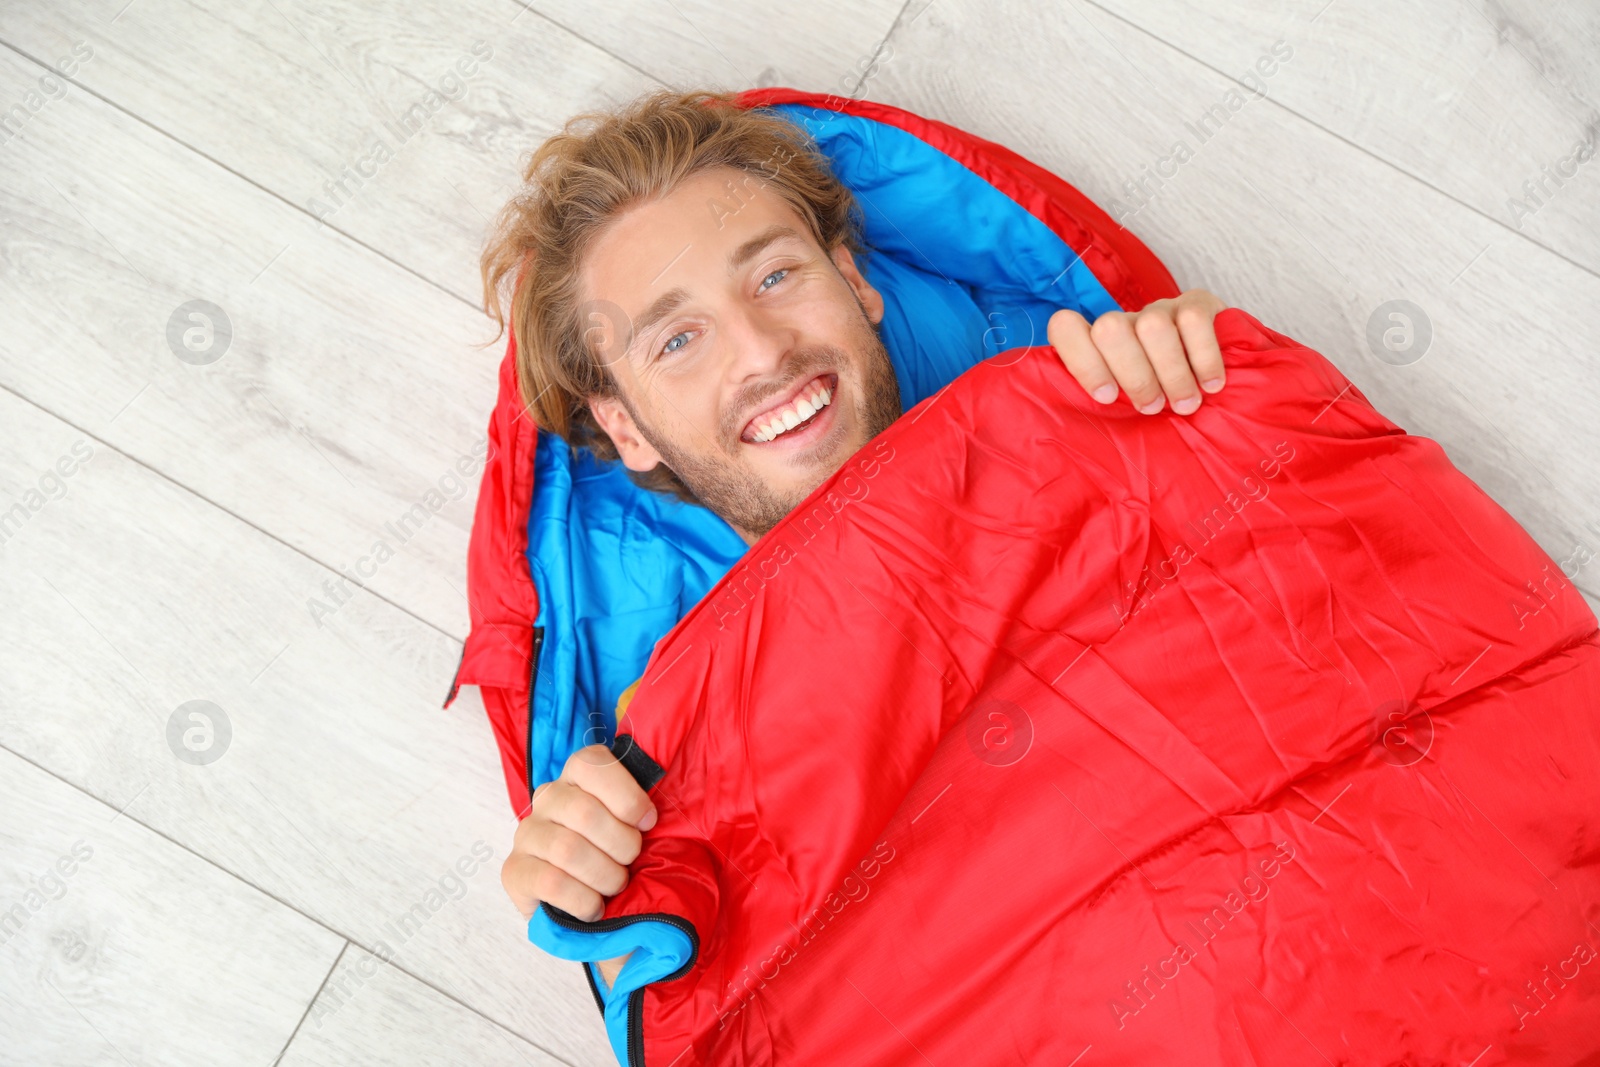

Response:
(580, 167), (819, 332)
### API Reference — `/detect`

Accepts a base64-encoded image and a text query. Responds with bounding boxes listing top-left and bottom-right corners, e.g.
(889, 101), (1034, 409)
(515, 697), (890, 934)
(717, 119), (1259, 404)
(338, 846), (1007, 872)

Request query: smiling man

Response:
(486, 89), (1227, 988)
(580, 186), (904, 543)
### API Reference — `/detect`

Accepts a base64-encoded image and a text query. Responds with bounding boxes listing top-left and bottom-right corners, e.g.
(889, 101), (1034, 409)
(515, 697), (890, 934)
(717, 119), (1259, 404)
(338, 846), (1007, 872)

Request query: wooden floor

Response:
(1, 1), (1596, 1063)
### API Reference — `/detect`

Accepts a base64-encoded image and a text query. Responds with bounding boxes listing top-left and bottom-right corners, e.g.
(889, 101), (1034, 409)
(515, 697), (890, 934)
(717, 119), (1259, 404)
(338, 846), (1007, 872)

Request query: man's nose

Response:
(719, 302), (796, 384)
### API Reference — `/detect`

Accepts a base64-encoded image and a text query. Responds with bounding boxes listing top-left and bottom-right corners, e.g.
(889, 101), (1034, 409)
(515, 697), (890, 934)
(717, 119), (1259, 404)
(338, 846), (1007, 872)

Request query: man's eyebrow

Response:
(624, 226), (805, 356)
(730, 224), (803, 271)
(627, 287), (690, 355)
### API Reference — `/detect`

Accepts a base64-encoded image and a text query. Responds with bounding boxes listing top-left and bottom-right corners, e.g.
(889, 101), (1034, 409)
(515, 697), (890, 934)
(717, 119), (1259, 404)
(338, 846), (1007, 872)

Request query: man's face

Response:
(581, 166), (903, 543)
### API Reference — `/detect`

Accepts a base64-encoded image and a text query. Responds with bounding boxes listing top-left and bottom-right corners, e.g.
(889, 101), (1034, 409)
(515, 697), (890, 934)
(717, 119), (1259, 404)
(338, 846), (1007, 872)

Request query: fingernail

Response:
(1092, 383), (1117, 404)
(1172, 395), (1201, 416)
(1200, 376), (1224, 393)
(638, 809), (657, 831)
(1138, 396), (1165, 415)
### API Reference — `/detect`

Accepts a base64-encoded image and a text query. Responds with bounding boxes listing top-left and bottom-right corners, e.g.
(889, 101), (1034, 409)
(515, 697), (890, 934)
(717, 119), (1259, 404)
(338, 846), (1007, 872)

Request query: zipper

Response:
(525, 625), (546, 806)
(540, 905), (702, 1067)
(582, 959), (606, 1017)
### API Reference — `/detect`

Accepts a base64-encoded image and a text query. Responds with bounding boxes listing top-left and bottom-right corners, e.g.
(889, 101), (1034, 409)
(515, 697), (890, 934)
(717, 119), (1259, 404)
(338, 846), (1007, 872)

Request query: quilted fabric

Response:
(533, 309), (1600, 1066)
(445, 88), (1179, 812)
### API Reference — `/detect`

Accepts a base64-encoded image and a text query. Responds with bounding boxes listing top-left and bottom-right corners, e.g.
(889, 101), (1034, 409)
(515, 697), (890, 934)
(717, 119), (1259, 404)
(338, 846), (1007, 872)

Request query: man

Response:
(487, 89), (1228, 989)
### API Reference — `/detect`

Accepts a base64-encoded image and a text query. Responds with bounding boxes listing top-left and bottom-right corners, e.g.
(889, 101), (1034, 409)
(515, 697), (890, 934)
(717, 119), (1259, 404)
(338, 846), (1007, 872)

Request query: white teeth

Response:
(749, 380), (834, 443)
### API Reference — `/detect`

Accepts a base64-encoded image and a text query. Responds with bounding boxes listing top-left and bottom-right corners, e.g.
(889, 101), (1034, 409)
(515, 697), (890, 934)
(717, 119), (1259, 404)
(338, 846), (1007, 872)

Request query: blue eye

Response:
(760, 268), (789, 291)
(659, 331), (691, 357)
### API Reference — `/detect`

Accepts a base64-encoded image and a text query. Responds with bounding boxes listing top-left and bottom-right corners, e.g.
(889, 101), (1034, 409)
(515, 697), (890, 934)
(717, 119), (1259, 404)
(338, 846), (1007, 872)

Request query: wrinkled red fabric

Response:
(602, 308), (1600, 1065)
(443, 88), (1180, 818)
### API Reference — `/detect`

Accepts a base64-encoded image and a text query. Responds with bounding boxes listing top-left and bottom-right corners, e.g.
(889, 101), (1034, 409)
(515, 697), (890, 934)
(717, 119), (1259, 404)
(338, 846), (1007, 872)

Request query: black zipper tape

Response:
(525, 625), (546, 805)
(610, 732), (667, 792)
(540, 903), (701, 1067)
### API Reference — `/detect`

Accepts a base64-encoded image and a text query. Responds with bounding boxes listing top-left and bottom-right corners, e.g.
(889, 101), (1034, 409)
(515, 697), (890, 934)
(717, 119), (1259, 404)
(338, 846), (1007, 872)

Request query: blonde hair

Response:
(480, 89), (866, 504)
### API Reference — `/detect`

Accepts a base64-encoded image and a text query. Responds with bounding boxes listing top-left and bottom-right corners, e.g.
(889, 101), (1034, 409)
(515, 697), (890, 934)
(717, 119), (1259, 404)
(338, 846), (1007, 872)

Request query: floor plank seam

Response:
(3, 740), (577, 1065)
(1075, 0), (1600, 285)
(0, 37), (486, 313)
(0, 381), (465, 650)
(270, 939), (350, 1067)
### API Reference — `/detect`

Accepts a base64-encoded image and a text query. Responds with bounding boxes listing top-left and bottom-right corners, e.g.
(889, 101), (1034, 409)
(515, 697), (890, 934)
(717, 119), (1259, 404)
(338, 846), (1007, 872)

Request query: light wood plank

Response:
(0, 44), (496, 641)
(867, 0), (1600, 610)
(0, 747), (344, 1066)
(527, 0), (906, 94)
(0, 388), (615, 1065)
(1082, 0), (1600, 274)
(278, 946), (571, 1067)
(0, 0), (899, 302)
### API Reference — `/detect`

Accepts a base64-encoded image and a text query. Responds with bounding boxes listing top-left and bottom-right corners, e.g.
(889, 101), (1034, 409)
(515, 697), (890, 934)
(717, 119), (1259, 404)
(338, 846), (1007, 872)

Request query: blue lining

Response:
(523, 103), (1125, 791)
(530, 907), (696, 1064)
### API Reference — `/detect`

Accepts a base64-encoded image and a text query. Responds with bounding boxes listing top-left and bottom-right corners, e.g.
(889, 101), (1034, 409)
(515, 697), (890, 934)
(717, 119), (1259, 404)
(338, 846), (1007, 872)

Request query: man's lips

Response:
(740, 373), (837, 445)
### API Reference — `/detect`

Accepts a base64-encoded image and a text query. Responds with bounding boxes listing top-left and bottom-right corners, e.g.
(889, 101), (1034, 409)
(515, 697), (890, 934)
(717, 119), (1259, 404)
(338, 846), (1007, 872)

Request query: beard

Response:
(627, 310), (902, 540)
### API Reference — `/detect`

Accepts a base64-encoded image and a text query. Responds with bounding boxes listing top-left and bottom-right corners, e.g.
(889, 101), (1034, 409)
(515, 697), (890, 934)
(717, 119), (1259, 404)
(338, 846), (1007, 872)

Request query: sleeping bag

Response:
(442, 88), (1180, 813)
(446, 87), (1600, 1063)
(532, 309), (1600, 1066)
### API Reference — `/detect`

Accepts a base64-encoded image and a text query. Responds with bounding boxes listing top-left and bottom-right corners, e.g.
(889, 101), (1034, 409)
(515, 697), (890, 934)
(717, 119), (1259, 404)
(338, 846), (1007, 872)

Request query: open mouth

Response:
(740, 372), (838, 446)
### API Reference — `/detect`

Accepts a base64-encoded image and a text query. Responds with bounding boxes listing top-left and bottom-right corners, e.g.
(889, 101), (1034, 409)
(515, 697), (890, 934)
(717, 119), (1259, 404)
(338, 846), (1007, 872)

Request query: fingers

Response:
(1048, 308), (1119, 405)
(535, 778), (645, 869)
(1059, 290), (1227, 416)
(1131, 306), (1201, 415)
(562, 744), (658, 832)
(499, 742), (660, 925)
(502, 846), (610, 923)
(1089, 312), (1166, 414)
(1172, 292), (1226, 395)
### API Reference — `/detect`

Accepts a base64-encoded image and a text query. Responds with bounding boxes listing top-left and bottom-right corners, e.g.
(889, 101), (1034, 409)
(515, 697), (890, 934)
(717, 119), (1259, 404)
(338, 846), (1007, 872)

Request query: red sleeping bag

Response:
(542, 308), (1600, 1065)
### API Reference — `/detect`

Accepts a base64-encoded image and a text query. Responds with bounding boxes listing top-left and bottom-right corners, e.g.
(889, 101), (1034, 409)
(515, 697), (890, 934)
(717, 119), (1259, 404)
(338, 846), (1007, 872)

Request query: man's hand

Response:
(502, 744), (658, 923)
(1048, 288), (1228, 416)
